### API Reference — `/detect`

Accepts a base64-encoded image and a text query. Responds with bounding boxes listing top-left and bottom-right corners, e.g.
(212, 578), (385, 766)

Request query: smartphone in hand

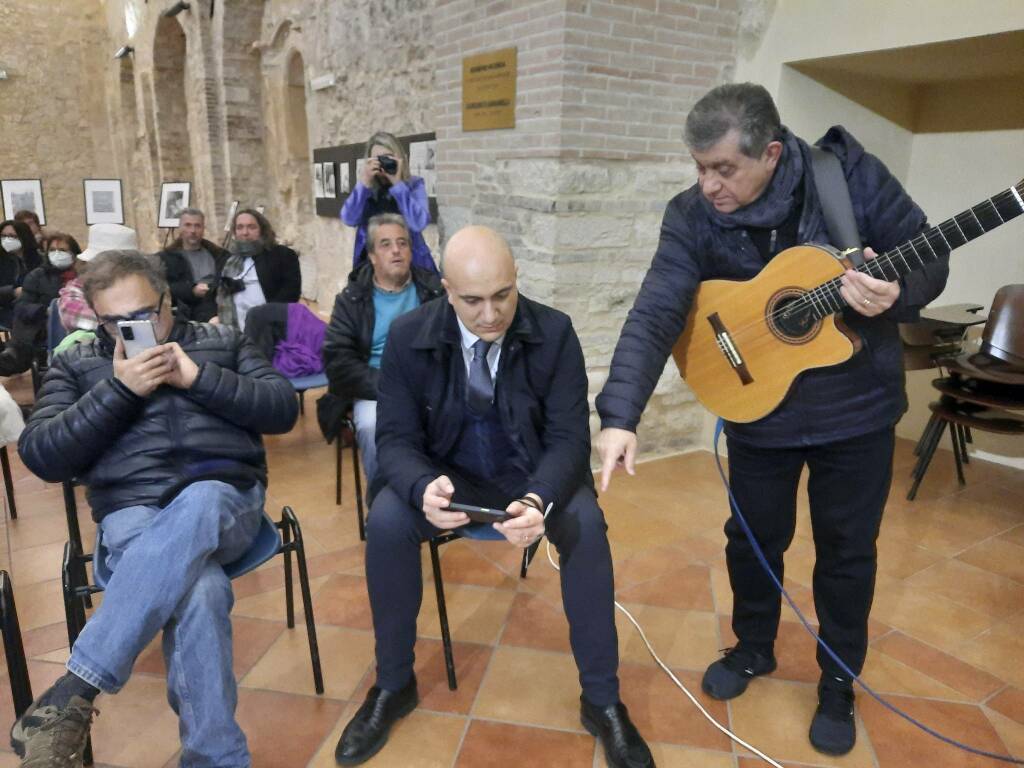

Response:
(443, 502), (511, 524)
(118, 320), (159, 358)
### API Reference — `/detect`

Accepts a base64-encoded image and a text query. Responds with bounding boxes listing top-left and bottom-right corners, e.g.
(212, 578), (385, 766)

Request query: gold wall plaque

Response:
(462, 47), (517, 131)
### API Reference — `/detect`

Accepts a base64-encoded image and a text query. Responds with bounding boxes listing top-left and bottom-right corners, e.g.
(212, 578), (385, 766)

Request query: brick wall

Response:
(433, 0), (739, 458)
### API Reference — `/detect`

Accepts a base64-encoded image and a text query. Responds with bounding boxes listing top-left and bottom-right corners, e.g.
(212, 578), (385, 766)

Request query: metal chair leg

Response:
(278, 517), (295, 629)
(951, 423), (966, 486)
(1, 446), (16, 520)
(283, 506), (324, 695)
(1, 571), (33, 718)
(63, 481), (91, 609)
(352, 436), (365, 541)
(908, 420), (946, 500)
(521, 540), (541, 579)
(335, 435), (342, 506)
(913, 412), (940, 458)
(430, 539), (457, 691)
(957, 424), (971, 464)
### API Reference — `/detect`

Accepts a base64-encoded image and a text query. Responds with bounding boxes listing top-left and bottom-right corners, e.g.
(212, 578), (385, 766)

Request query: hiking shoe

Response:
(701, 645), (777, 700)
(10, 694), (97, 767)
(809, 676), (856, 756)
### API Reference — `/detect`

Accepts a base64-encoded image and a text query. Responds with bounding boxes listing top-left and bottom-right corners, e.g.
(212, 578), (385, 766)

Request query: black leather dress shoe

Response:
(580, 697), (655, 768)
(335, 677), (418, 766)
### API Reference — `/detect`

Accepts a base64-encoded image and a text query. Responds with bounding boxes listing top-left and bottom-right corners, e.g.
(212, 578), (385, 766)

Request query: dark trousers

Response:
(365, 470), (621, 706)
(242, 302), (288, 361)
(724, 427), (894, 678)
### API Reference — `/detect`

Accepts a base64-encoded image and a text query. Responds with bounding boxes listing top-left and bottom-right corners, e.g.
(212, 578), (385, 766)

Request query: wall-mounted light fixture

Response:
(162, 1), (191, 17)
(113, 46), (134, 60)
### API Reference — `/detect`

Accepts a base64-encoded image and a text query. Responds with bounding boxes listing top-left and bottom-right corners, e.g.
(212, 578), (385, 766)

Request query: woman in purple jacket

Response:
(340, 131), (438, 273)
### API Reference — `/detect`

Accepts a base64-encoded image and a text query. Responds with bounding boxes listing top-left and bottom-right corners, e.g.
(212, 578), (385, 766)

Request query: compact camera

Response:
(221, 276), (245, 294)
(377, 155), (398, 175)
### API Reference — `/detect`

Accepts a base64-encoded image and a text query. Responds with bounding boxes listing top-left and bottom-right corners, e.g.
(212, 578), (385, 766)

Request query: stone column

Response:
(434, 0), (740, 457)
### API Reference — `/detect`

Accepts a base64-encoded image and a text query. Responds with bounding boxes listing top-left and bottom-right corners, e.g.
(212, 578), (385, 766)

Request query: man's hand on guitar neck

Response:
(840, 247), (901, 317)
(597, 427), (638, 491)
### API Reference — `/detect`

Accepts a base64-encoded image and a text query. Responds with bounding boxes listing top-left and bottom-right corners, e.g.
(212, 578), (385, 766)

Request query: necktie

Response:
(467, 339), (494, 415)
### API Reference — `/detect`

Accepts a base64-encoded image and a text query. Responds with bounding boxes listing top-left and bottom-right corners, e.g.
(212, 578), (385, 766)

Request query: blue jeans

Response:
(68, 480), (264, 768)
(352, 398), (378, 486)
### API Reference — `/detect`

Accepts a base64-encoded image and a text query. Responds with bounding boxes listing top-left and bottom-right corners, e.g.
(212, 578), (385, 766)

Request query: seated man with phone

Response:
(14, 250), (298, 767)
(334, 226), (654, 768)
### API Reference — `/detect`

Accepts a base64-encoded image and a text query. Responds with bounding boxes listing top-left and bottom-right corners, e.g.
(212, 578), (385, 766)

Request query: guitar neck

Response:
(810, 180), (1024, 318)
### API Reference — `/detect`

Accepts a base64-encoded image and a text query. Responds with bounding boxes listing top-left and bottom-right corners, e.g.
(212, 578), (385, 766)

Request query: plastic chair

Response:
(429, 524), (540, 690)
(63, 507), (324, 766)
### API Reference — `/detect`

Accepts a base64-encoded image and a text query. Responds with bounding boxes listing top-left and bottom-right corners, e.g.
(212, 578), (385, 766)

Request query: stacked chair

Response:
(907, 285), (1024, 499)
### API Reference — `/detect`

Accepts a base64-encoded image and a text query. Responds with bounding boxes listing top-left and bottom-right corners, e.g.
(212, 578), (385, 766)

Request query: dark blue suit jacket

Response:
(375, 295), (592, 511)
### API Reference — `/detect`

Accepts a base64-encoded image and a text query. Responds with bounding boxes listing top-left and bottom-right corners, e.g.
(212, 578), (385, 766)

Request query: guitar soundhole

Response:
(768, 289), (822, 344)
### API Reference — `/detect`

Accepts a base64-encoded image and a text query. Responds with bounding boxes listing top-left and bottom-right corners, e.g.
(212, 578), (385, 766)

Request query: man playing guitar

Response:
(596, 82), (949, 757)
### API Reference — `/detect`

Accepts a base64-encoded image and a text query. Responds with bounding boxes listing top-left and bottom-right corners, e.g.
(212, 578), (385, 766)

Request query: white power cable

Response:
(537, 504), (783, 768)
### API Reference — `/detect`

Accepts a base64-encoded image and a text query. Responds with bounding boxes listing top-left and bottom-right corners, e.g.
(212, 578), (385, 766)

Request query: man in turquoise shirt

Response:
(324, 214), (443, 488)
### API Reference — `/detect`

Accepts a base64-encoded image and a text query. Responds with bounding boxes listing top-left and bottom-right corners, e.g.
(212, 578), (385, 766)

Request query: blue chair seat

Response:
(92, 512), (282, 590)
(454, 522), (507, 541)
(288, 373), (329, 392)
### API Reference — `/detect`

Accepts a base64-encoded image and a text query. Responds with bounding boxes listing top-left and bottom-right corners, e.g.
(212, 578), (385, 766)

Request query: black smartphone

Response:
(443, 502), (511, 524)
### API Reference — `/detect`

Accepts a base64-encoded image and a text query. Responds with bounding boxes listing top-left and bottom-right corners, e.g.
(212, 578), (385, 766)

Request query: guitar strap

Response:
(809, 147), (865, 268)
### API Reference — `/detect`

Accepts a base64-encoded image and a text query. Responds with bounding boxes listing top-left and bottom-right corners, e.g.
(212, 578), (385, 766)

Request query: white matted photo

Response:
(1, 179), (45, 224)
(323, 162), (337, 198)
(338, 162), (351, 194)
(83, 179), (124, 225)
(313, 163), (325, 198)
(355, 158), (367, 187)
(224, 200), (239, 232)
(158, 182), (191, 228)
(409, 140), (437, 197)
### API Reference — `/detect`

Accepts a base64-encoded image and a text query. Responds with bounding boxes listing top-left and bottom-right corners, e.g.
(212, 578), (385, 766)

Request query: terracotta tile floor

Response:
(1, 372), (1023, 767)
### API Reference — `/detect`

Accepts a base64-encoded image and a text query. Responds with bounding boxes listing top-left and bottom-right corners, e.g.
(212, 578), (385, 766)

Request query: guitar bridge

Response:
(708, 312), (753, 385)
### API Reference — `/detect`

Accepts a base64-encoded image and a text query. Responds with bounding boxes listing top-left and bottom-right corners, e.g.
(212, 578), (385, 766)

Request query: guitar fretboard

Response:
(801, 180), (1024, 319)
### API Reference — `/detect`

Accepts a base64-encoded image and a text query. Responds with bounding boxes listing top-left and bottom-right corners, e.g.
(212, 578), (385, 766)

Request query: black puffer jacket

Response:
(323, 262), (443, 404)
(19, 321), (299, 521)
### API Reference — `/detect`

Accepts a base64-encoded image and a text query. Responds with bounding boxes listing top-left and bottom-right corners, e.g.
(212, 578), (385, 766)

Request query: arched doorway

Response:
(284, 50), (313, 216)
(152, 16), (195, 186)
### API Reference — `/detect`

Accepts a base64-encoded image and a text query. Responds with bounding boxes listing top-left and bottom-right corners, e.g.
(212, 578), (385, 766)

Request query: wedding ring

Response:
(863, 297), (871, 305)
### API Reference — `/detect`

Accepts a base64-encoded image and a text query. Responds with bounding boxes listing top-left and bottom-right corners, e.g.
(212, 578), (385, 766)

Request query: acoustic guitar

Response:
(672, 180), (1024, 423)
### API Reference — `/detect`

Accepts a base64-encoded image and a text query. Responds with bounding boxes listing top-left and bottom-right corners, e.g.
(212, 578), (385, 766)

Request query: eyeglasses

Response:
(98, 293), (166, 335)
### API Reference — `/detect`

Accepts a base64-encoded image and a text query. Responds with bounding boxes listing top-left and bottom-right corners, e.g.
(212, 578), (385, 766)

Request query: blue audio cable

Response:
(713, 418), (1023, 764)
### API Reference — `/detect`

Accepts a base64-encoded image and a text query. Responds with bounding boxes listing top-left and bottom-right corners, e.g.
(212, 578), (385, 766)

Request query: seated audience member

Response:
(55, 224), (135, 353)
(0, 232), (81, 375)
(159, 207), (228, 322)
(334, 226), (654, 768)
(340, 131), (437, 273)
(12, 250), (298, 767)
(13, 210), (44, 248)
(215, 208), (300, 331)
(323, 213), (443, 487)
(0, 220), (39, 327)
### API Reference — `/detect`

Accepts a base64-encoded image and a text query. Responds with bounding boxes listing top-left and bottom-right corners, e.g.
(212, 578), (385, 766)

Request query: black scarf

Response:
(699, 127), (805, 231)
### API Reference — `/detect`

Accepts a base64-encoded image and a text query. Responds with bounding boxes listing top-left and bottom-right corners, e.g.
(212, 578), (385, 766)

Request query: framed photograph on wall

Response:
(1, 179), (46, 224)
(83, 179), (124, 225)
(323, 162), (337, 198)
(409, 140), (437, 197)
(158, 181), (191, 228)
(313, 163), (325, 198)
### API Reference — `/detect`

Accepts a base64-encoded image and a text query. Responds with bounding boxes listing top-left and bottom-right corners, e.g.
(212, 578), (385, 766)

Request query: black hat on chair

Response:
(945, 284), (1024, 385)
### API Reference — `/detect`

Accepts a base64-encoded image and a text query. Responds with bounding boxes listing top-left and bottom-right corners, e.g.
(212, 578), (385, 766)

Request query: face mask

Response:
(1, 237), (20, 253)
(48, 250), (74, 269)
(230, 239), (261, 258)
